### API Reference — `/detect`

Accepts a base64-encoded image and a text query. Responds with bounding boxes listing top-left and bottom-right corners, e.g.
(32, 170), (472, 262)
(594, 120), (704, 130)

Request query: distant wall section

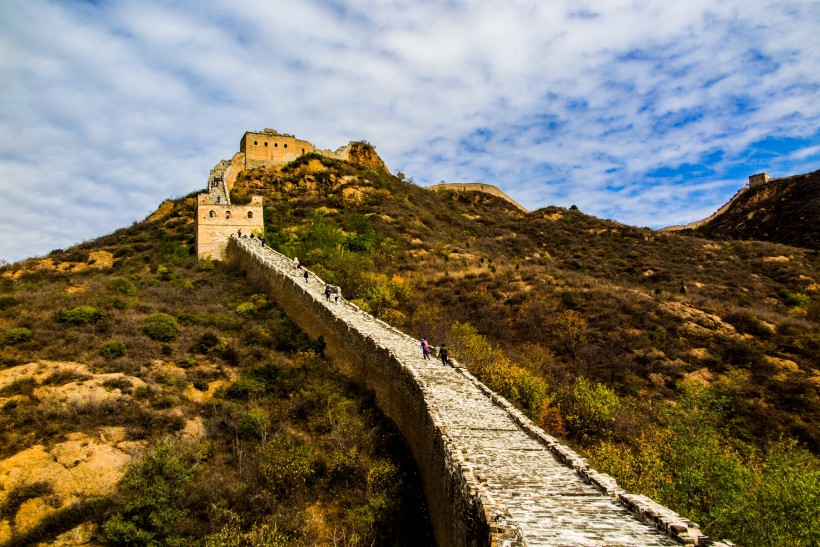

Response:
(428, 183), (527, 212)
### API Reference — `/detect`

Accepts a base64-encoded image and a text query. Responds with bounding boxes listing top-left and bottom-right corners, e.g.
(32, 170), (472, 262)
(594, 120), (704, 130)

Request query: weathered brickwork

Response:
(227, 238), (732, 547)
(240, 129), (317, 169)
(195, 194), (263, 260)
(747, 172), (771, 188)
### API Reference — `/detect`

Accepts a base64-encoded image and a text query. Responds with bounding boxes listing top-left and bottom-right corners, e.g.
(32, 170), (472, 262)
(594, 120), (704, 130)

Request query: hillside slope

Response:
(0, 198), (432, 546)
(231, 153), (820, 544)
(688, 169), (820, 249)
(1, 148), (818, 545)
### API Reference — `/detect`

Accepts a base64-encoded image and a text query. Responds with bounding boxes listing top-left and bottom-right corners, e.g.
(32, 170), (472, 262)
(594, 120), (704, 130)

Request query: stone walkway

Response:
(234, 238), (724, 546)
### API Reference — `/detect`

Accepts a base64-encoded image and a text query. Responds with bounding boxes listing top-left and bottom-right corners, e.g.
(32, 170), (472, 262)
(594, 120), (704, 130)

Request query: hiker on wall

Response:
(421, 338), (430, 360)
(324, 284), (331, 301)
(303, 269), (309, 283)
(439, 343), (449, 367)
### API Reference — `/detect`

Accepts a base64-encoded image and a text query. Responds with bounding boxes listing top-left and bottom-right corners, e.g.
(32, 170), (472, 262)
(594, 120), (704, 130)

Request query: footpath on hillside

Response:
(233, 237), (726, 547)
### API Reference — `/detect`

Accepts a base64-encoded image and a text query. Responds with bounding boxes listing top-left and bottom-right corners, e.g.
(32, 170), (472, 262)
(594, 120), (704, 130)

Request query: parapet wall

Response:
(226, 238), (500, 546)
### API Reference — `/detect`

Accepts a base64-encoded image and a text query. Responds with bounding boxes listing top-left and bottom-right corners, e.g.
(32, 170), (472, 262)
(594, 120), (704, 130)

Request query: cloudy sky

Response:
(1, 0), (818, 263)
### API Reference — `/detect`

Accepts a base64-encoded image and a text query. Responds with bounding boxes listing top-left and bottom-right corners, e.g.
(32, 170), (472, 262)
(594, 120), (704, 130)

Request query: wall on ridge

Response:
(660, 185), (751, 232)
(226, 239), (503, 547)
(428, 183), (528, 212)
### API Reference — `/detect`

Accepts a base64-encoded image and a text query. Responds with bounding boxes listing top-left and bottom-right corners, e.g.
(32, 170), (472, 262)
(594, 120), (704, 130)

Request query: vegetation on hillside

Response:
(689, 169), (819, 250)
(230, 154), (820, 544)
(0, 199), (432, 546)
(2, 149), (818, 545)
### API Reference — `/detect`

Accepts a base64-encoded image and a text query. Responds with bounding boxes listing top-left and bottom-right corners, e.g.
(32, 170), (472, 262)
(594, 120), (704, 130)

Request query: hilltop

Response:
(1, 139), (818, 545)
(672, 169), (820, 250)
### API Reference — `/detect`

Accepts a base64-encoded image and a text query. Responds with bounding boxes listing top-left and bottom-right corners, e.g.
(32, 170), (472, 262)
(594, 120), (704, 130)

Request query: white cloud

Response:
(0, 0), (817, 262)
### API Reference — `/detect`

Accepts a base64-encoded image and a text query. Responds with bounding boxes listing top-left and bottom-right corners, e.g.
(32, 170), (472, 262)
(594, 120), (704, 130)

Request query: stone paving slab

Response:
(232, 238), (728, 546)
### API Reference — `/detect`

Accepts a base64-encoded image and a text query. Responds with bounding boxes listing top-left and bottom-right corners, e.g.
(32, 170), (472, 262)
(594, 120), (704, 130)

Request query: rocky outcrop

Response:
(340, 141), (391, 175)
(0, 361), (208, 544)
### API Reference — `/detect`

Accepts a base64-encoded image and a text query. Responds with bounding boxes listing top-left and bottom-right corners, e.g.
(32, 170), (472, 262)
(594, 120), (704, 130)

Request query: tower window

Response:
(274, 143), (278, 147)
(284, 144), (288, 148)
(264, 142), (268, 146)
(209, 210), (216, 218)
(248, 211), (254, 219)
(253, 141), (257, 146)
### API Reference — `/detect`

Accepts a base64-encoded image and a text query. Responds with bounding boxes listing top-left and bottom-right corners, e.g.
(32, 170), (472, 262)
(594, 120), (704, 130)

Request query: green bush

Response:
(723, 439), (820, 545)
(205, 521), (287, 547)
(190, 332), (222, 354)
(142, 313), (179, 342)
(101, 441), (200, 546)
(156, 265), (174, 281)
(99, 341), (127, 359)
(0, 294), (18, 309)
(57, 305), (104, 325)
(176, 358), (196, 369)
(234, 302), (256, 316)
(3, 327), (32, 345)
(259, 435), (318, 497)
(564, 377), (619, 441)
(108, 277), (137, 296)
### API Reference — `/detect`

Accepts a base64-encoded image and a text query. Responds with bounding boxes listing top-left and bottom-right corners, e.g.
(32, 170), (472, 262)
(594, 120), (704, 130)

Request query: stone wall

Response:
(748, 172), (771, 188)
(428, 183), (528, 212)
(195, 195), (263, 260)
(240, 129), (317, 169)
(226, 238), (732, 547)
(660, 185), (751, 232)
(226, 239), (500, 546)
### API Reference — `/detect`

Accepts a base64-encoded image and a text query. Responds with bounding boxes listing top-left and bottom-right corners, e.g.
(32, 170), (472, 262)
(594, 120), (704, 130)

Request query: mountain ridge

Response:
(1, 147), (818, 545)
(663, 169), (819, 249)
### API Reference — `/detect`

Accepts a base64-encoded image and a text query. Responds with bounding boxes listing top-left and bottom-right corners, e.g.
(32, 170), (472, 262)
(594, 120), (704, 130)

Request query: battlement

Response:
(748, 172), (771, 187)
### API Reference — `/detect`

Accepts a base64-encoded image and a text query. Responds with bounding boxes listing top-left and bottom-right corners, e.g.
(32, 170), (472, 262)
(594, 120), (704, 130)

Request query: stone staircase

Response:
(230, 237), (732, 547)
(207, 162), (230, 205)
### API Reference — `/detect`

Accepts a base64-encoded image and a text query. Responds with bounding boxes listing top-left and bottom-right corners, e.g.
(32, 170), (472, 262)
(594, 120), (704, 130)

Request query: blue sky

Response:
(0, 0), (818, 263)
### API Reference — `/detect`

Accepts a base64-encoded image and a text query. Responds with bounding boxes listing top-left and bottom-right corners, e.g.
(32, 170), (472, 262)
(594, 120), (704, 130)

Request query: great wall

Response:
(660, 172), (777, 232)
(226, 236), (729, 547)
(197, 131), (734, 546)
